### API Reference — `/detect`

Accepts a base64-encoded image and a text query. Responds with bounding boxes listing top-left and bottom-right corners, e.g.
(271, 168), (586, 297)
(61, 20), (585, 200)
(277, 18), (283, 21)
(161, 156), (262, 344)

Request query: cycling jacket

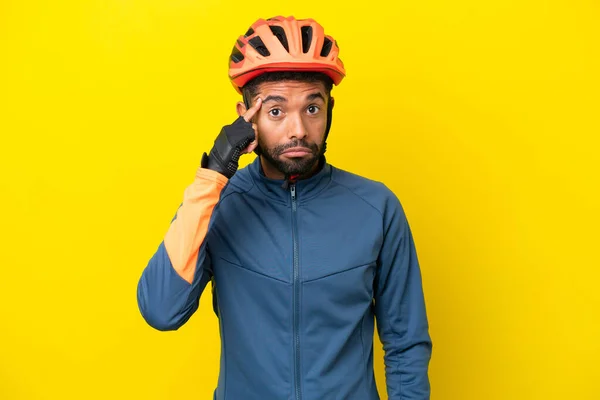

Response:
(137, 156), (432, 400)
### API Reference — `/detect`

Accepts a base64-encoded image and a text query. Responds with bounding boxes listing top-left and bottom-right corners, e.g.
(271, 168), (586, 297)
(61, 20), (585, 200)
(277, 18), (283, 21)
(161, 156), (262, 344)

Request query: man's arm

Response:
(136, 98), (262, 331)
(136, 167), (227, 331)
(374, 191), (433, 399)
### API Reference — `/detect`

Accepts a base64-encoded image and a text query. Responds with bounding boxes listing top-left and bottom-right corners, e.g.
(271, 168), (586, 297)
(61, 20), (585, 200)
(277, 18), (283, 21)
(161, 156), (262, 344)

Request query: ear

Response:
(236, 101), (246, 117)
(330, 96), (335, 109)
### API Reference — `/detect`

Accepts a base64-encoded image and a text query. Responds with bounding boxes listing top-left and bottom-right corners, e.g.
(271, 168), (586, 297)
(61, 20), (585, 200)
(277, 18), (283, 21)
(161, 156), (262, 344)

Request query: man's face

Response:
(240, 80), (330, 179)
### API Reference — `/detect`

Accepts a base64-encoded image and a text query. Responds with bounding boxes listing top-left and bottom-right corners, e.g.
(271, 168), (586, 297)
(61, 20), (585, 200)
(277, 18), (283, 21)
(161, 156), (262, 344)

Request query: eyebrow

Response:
(306, 92), (325, 102)
(262, 95), (287, 103)
(261, 92), (326, 104)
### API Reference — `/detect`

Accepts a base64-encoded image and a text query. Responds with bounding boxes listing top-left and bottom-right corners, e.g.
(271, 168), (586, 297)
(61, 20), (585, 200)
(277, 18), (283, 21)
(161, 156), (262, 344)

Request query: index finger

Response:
(242, 97), (262, 122)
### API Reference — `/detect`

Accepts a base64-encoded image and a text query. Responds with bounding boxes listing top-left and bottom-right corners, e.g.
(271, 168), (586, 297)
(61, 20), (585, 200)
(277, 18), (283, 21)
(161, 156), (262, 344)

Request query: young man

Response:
(137, 16), (432, 400)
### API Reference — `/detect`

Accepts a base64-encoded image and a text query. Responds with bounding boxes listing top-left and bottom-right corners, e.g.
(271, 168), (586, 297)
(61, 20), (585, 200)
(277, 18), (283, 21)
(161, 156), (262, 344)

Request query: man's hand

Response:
(201, 98), (262, 178)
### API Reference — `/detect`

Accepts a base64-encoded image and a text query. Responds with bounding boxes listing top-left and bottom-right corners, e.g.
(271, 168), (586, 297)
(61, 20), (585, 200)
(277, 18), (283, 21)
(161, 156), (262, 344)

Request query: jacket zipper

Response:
(291, 184), (301, 400)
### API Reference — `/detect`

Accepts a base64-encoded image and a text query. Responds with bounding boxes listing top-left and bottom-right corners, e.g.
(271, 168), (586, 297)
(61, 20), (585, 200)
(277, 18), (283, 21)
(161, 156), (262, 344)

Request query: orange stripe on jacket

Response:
(164, 167), (228, 284)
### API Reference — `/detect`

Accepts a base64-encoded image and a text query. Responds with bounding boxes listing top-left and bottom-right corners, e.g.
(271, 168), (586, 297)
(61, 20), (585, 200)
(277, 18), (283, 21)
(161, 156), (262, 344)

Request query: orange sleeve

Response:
(163, 167), (228, 284)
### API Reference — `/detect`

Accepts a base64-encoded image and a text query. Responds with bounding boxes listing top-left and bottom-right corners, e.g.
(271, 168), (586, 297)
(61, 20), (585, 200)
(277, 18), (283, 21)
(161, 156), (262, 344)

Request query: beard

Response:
(258, 136), (325, 178)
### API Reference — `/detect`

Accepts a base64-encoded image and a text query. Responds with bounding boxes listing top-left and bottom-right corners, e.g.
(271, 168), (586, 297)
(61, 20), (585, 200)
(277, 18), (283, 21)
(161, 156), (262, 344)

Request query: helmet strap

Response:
(322, 99), (333, 155)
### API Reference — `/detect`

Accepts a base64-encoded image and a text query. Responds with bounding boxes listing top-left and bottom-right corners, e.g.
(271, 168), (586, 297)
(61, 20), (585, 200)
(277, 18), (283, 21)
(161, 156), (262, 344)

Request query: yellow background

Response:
(1, 0), (599, 399)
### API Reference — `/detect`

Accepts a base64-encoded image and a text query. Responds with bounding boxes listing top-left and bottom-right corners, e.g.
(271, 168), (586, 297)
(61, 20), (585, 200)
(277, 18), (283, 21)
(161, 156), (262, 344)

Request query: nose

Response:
(287, 112), (307, 140)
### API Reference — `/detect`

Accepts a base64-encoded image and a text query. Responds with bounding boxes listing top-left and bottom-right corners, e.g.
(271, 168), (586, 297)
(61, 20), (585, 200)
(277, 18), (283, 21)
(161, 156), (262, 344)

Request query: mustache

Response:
(273, 139), (318, 155)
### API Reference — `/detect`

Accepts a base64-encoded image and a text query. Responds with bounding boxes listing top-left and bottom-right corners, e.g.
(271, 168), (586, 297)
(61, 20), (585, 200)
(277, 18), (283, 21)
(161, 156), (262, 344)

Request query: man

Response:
(137, 15), (432, 400)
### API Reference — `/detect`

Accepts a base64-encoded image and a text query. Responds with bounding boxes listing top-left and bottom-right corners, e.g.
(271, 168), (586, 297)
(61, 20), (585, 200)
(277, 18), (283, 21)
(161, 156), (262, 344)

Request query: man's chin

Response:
(276, 155), (319, 177)
(259, 142), (323, 178)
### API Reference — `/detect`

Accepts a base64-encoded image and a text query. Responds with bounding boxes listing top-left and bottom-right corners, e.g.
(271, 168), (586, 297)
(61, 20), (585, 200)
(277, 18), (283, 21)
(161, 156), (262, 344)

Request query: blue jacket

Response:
(137, 156), (432, 399)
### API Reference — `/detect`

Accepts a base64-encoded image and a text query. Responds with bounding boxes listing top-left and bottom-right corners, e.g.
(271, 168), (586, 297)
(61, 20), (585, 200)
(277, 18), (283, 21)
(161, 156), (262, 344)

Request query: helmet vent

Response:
(248, 36), (271, 57)
(320, 37), (332, 57)
(301, 26), (312, 53)
(269, 26), (289, 52)
(244, 28), (254, 37)
(230, 45), (244, 63)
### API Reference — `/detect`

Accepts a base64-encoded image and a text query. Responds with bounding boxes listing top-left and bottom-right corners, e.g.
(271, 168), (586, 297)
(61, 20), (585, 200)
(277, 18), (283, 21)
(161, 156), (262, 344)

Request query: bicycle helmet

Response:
(228, 16), (346, 94)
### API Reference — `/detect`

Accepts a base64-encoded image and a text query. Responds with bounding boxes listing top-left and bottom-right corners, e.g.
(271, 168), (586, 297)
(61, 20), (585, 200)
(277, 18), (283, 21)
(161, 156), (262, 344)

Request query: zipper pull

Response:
(290, 184), (296, 201)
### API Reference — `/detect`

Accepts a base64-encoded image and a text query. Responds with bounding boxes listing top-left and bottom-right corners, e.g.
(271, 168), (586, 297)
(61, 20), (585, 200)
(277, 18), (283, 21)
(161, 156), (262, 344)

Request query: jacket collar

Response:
(248, 155), (332, 204)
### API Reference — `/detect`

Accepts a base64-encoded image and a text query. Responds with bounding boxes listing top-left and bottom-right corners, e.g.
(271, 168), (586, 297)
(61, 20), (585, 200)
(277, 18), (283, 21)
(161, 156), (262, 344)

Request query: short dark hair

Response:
(241, 71), (334, 104)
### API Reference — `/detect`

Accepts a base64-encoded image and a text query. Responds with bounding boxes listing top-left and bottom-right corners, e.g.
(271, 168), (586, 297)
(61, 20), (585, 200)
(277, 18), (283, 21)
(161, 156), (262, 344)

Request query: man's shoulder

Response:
(329, 164), (401, 211)
(330, 164), (393, 194)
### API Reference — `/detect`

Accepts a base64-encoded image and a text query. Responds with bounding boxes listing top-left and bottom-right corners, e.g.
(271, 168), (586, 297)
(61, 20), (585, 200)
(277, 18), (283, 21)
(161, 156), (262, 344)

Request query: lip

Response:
(282, 147), (311, 157)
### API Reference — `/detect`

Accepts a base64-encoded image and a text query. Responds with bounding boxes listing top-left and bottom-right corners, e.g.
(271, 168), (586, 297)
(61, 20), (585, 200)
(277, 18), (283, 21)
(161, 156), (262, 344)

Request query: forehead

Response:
(255, 80), (327, 97)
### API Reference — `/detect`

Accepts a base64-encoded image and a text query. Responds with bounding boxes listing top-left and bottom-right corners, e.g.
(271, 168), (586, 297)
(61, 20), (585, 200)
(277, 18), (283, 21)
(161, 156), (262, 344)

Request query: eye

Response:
(307, 105), (320, 114)
(268, 108), (281, 117)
